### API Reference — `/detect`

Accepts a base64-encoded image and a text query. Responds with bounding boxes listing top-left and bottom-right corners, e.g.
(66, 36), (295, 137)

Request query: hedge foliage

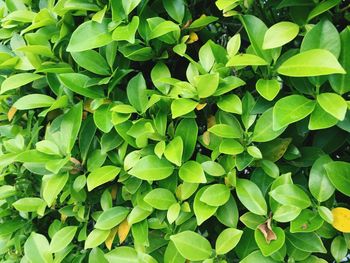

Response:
(0, 0), (350, 262)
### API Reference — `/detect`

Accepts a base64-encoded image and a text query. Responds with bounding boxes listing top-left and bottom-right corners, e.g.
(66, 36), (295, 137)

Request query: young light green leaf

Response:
(324, 161), (350, 197)
(95, 207), (129, 230)
(67, 19), (112, 52)
(171, 98), (198, 119)
(263, 21), (299, 49)
(277, 49), (345, 77)
(13, 94), (55, 110)
(170, 231), (212, 261)
(164, 136), (183, 166)
(179, 161), (206, 183)
(309, 155), (335, 202)
(317, 93), (347, 121)
(200, 184), (230, 206)
(0, 73), (43, 94)
(208, 124), (242, 139)
(50, 226), (77, 253)
(87, 166), (121, 191)
(226, 54), (268, 67)
(84, 229), (110, 249)
(269, 184), (311, 209)
(129, 155), (174, 181)
(236, 179), (267, 215)
(215, 228), (243, 255)
(256, 79), (280, 101)
(112, 16), (139, 44)
(24, 232), (52, 263)
(273, 95), (316, 130)
(144, 188), (177, 210)
(217, 94), (242, 114)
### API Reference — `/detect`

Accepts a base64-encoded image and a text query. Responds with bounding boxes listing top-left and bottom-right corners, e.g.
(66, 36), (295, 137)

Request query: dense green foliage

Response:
(0, 0), (350, 262)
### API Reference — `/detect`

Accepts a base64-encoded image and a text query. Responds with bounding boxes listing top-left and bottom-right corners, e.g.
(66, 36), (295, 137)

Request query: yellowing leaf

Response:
(332, 207), (350, 233)
(118, 219), (131, 244)
(105, 227), (118, 250)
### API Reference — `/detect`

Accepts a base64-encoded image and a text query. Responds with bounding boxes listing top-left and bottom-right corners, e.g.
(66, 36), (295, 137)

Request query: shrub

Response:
(0, 0), (350, 262)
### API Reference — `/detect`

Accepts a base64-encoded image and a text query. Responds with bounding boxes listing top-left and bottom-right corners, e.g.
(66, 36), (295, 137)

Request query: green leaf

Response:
(199, 41), (215, 72)
(194, 186), (218, 225)
(252, 108), (286, 142)
(273, 205), (302, 223)
(13, 197), (46, 213)
(71, 50), (110, 75)
(58, 73), (104, 99)
(170, 231), (212, 261)
(188, 16), (218, 29)
(219, 138), (244, 155)
(151, 62), (171, 94)
(300, 19), (340, 57)
(241, 250), (276, 263)
(255, 226), (285, 256)
(171, 98), (198, 119)
(215, 228), (243, 255)
(42, 173), (68, 206)
(269, 184), (311, 209)
(0, 73), (43, 94)
(127, 73), (148, 113)
(67, 19), (112, 52)
(331, 236), (348, 263)
(122, 0), (141, 15)
(200, 184), (230, 206)
(50, 226), (77, 253)
(164, 136), (183, 166)
(308, 104), (338, 130)
(194, 73), (219, 98)
(208, 124), (242, 139)
(226, 34), (241, 57)
(164, 241), (186, 263)
(95, 207), (129, 230)
(144, 188), (176, 210)
(93, 104), (113, 133)
(226, 54), (268, 67)
(84, 229), (110, 249)
(329, 27), (350, 94)
(60, 102), (83, 154)
(179, 161), (206, 183)
(175, 118), (198, 161)
(317, 93), (347, 121)
(277, 49), (345, 77)
(112, 16), (139, 44)
(308, 155), (335, 202)
(201, 161), (226, 177)
(13, 94), (55, 110)
(217, 94), (242, 114)
(162, 0), (185, 23)
(240, 15), (272, 63)
(307, 0), (341, 22)
(263, 21), (299, 49)
(290, 209), (323, 233)
(324, 161), (350, 197)
(256, 79), (280, 101)
(236, 179), (267, 215)
(129, 155), (174, 181)
(105, 246), (138, 263)
(273, 95), (316, 130)
(148, 20), (179, 40)
(216, 195), (239, 228)
(24, 232), (52, 263)
(286, 232), (327, 253)
(87, 166), (121, 191)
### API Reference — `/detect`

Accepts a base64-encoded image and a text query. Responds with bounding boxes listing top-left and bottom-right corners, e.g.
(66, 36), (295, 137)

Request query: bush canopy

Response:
(0, 0), (350, 262)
